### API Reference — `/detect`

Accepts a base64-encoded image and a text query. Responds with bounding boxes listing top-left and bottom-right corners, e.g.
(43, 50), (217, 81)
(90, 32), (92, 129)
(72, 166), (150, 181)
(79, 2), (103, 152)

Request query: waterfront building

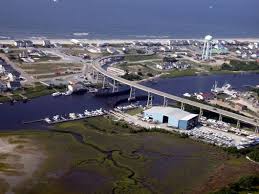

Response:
(143, 106), (198, 130)
(67, 82), (87, 94)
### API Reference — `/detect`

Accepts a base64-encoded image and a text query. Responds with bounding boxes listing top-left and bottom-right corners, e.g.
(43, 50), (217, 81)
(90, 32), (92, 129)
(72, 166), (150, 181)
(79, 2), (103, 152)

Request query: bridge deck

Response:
(92, 56), (259, 127)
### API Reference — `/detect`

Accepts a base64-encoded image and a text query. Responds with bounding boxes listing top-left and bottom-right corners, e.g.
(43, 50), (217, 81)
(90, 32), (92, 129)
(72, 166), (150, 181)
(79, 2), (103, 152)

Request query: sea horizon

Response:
(0, 0), (258, 40)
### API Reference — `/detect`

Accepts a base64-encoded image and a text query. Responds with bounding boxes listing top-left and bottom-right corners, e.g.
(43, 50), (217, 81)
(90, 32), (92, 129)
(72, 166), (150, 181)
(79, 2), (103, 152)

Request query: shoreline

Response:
(1, 37), (259, 45)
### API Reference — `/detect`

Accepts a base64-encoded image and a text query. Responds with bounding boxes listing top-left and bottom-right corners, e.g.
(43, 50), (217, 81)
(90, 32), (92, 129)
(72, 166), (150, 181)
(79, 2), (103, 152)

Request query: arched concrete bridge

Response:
(90, 55), (259, 130)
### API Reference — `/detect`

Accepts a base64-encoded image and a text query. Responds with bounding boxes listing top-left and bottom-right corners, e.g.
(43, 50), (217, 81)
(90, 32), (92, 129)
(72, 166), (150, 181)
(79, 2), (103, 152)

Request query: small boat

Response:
(84, 110), (91, 116)
(88, 88), (98, 93)
(52, 92), (61, 97)
(69, 113), (77, 119)
(77, 114), (84, 118)
(183, 93), (191, 97)
(44, 118), (52, 123)
(53, 115), (60, 121)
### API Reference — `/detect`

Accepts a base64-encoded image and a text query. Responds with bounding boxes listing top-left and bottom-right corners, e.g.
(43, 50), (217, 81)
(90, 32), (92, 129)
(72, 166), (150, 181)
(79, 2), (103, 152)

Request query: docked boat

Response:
(183, 93), (191, 97)
(69, 113), (77, 119)
(44, 118), (52, 123)
(53, 115), (60, 121)
(88, 88), (98, 93)
(77, 114), (84, 118)
(52, 92), (61, 97)
(84, 110), (91, 116)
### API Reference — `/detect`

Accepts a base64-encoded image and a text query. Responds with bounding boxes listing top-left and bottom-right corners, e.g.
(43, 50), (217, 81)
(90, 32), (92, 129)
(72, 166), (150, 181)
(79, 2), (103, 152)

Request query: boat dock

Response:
(44, 108), (107, 125)
(23, 104), (140, 126)
(23, 119), (45, 124)
(46, 113), (106, 124)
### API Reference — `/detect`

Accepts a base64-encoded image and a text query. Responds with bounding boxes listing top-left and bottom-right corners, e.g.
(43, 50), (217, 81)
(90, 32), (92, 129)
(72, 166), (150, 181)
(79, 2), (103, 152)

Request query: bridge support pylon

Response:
(163, 97), (168, 107)
(236, 120), (240, 129)
(128, 86), (136, 101)
(199, 108), (203, 120)
(102, 76), (106, 89)
(92, 69), (96, 77)
(219, 114), (223, 122)
(96, 72), (99, 82)
(146, 92), (153, 107)
(112, 79), (118, 93)
(181, 102), (185, 111)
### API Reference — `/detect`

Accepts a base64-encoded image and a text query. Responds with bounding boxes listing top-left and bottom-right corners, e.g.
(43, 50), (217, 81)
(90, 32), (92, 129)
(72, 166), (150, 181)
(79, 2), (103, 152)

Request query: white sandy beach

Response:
(0, 37), (259, 45)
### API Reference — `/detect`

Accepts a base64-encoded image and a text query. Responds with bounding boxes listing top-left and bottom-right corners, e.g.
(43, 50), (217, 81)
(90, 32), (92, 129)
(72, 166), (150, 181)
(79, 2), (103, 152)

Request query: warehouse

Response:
(143, 106), (198, 130)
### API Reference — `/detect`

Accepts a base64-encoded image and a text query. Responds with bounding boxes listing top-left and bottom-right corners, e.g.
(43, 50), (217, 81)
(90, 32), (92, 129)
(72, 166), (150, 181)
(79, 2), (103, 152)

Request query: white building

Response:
(7, 73), (15, 82)
(0, 65), (5, 74)
(107, 47), (118, 54)
(159, 46), (173, 52)
(156, 63), (174, 70)
(87, 46), (102, 54)
(70, 39), (80, 45)
(107, 67), (126, 76)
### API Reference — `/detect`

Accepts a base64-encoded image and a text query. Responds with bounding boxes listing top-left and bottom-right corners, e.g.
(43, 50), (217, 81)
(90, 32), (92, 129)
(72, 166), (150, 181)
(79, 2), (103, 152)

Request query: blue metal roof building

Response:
(144, 106), (198, 130)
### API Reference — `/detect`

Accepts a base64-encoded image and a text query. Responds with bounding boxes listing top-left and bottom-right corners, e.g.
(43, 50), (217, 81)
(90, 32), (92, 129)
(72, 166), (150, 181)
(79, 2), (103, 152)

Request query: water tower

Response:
(202, 35), (213, 60)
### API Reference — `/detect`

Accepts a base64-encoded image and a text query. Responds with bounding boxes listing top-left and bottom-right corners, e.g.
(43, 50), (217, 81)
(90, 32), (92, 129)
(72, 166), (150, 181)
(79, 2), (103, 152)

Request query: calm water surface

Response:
(0, 0), (258, 39)
(0, 73), (258, 130)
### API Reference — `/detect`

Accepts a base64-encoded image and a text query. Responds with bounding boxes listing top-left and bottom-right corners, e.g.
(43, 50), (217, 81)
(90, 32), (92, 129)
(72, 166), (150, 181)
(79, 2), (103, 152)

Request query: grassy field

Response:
(126, 108), (143, 116)
(125, 55), (161, 62)
(19, 62), (82, 75)
(161, 68), (198, 78)
(1, 117), (258, 194)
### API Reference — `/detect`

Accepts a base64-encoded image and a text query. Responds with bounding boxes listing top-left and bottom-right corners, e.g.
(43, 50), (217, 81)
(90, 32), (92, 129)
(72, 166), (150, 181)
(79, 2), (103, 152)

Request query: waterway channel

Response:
(0, 73), (258, 130)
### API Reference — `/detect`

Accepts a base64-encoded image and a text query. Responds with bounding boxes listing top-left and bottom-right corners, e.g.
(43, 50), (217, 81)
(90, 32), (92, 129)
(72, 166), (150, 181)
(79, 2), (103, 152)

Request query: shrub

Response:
(247, 150), (259, 162)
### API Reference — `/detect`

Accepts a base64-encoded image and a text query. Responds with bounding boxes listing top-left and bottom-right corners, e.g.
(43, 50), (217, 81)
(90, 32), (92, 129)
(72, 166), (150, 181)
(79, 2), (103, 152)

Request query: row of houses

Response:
(0, 60), (21, 92)
(14, 40), (52, 48)
(156, 56), (191, 70)
(156, 62), (190, 70)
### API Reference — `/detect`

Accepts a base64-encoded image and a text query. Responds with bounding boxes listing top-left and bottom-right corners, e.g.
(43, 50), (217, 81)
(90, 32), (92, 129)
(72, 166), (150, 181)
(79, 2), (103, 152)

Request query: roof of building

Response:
(144, 106), (198, 121)
(181, 114), (198, 121)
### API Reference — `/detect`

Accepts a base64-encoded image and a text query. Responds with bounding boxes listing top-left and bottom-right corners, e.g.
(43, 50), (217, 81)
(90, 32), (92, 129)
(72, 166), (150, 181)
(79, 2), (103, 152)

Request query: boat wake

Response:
(73, 32), (89, 36)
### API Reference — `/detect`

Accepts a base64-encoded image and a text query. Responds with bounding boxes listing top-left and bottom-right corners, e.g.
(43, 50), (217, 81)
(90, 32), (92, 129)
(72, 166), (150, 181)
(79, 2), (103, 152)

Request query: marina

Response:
(0, 73), (258, 130)
(25, 104), (141, 125)
(110, 107), (259, 149)
(43, 108), (106, 124)
(0, 0), (259, 193)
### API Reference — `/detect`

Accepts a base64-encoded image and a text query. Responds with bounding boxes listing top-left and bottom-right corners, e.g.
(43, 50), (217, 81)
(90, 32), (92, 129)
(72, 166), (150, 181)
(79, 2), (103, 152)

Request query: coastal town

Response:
(0, 36), (258, 151)
(0, 0), (259, 193)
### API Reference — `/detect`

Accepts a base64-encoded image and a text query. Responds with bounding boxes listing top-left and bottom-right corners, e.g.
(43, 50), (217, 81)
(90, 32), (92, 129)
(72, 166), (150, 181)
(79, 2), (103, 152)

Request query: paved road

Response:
(92, 55), (259, 128)
(0, 53), (35, 84)
(44, 50), (258, 128)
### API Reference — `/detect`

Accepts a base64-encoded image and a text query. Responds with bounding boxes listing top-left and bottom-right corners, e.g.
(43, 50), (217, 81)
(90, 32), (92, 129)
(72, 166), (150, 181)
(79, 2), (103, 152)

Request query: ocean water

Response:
(0, 0), (259, 39)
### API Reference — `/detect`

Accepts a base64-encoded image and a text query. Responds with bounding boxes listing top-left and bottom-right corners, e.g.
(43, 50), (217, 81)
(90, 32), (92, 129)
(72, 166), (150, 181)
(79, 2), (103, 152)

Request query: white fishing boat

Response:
(53, 115), (60, 121)
(183, 93), (191, 97)
(84, 110), (91, 116)
(44, 118), (52, 123)
(69, 113), (77, 119)
(52, 92), (61, 97)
